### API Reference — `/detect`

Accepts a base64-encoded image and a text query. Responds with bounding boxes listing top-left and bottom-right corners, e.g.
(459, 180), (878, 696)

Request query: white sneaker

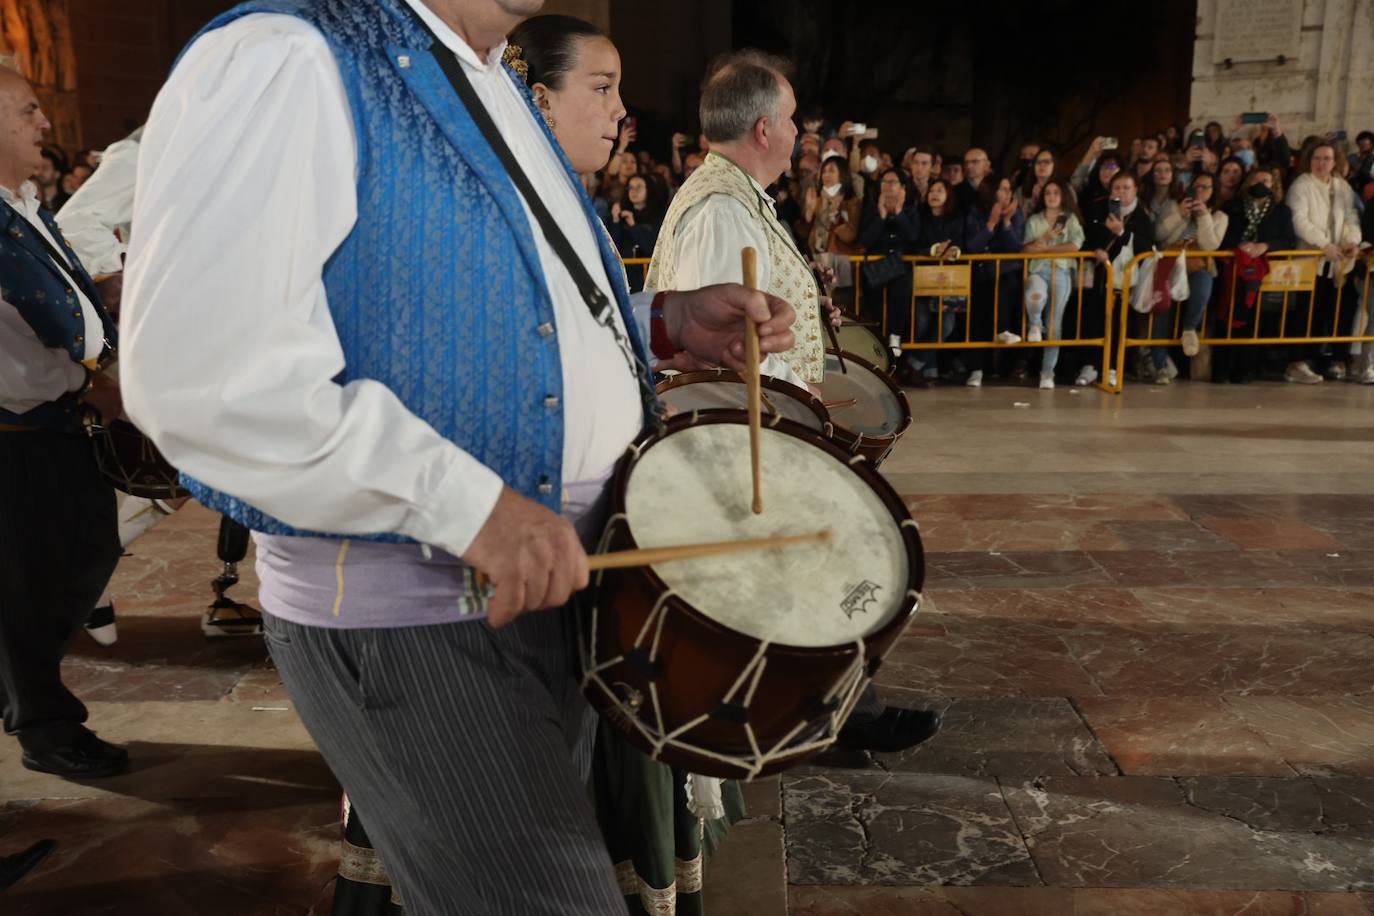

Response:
(1027, 326), (1042, 343)
(1284, 363), (1323, 384)
(996, 331), (1022, 344)
(1181, 330), (1200, 357)
(1360, 366), (1374, 385)
(1075, 366), (1098, 387)
(1039, 372), (1055, 389)
(1151, 373), (1172, 386)
(1326, 362), (1347, 381)
(1108, 369), (1117, 387)
(1161, 356), (1179, 381)
(966, 370), (983, 388)
(889, 334), (902, 358)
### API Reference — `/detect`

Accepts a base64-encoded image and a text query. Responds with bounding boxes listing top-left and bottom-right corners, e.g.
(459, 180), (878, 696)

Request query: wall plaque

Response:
(1212, 0), (1304, 63)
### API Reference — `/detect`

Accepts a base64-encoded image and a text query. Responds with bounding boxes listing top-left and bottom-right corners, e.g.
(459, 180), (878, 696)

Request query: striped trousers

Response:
(262, 609), (624, 915)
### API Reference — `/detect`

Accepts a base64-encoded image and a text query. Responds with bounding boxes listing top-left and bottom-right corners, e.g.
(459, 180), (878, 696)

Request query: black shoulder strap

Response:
(407, 13), (611, 323)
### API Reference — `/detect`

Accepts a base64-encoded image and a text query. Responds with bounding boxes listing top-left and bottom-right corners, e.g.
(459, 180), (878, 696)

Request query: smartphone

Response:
(845, 122), (867, 137)
(1241, 112), (1268, 124)
(1332, 130), (1348, 141)
(1108, 198), (1122, 218)
(1101, 137), (1119, 150)
(1054, 213), (1069, 229)
(861, 128), (879, 140)
(1189, 132), (1205, 149)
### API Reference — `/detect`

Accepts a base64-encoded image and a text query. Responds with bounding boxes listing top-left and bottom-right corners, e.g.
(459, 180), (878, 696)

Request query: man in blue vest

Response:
(121, 1), (797, 911)
(0, 66), (128, 779)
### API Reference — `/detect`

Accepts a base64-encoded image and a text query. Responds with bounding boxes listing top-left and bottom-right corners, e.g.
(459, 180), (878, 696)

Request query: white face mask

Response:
(823, 183), (843, 198)
(862, 155), (879, 174)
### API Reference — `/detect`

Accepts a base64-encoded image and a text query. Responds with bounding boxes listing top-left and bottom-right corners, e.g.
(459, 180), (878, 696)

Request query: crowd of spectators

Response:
(578, 112), (1374, 388)
(41, 110), (1374, 389)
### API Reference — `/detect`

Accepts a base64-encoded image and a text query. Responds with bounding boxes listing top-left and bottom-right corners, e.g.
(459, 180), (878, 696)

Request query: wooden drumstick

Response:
(588, 530), (831, 571)
(812, 266), (847, 374)
(741, 247), (764, 515)
(471, 531), (832, 588)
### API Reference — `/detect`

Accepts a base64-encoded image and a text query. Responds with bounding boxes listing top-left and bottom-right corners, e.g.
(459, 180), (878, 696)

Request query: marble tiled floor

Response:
(4, 381), (1374, 915)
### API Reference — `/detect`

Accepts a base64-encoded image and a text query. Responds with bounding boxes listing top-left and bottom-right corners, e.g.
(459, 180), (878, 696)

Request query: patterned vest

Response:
(646, 152), (824, 383)
(178, 0), (652, 541)
(0, 199), (115, 432)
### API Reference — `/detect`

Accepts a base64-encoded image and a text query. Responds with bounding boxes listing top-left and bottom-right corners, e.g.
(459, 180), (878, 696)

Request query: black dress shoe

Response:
(22, 730), (128, 779)
(0, 839), (57, 893)
(837, 706), (942, 754)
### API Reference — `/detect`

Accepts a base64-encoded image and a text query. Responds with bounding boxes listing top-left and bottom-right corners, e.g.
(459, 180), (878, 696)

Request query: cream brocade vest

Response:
(647, 152), (825, 383)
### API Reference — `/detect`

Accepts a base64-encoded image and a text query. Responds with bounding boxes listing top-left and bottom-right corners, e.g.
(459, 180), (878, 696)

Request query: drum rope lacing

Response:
(582, 512), (878, 779)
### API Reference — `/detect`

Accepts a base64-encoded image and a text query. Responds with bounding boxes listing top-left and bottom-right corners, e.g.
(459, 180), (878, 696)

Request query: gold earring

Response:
(542, 110), (556, 130)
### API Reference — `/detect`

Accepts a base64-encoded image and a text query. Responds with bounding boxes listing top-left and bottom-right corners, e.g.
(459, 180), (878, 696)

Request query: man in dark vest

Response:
(0, 66), (128, 778)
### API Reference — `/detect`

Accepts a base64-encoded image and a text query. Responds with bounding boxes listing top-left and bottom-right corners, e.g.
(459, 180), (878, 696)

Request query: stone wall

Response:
(0, 0), (82, 152)
(1191, 0), (1374, 141)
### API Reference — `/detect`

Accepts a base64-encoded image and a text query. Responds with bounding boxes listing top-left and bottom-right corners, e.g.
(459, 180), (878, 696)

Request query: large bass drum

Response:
(581, 412), (924, 780)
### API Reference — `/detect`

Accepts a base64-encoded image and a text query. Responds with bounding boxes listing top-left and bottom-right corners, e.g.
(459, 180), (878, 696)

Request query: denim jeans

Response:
(1148, 268), (1214, 370)
(1024, 266), (1073, 375)
(911, 297), (959, 377)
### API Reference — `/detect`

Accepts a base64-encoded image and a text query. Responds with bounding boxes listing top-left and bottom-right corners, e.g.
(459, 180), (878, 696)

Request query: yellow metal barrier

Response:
(624, 253), (1120, 390)
(1112, 249), (1374, 393)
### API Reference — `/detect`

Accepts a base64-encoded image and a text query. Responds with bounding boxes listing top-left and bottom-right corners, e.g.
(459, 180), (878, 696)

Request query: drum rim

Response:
(656, 368), (832, 431)
(835, 322), (893, 372)
(822, 349), (914, 441)
(607, 410), (924, 655)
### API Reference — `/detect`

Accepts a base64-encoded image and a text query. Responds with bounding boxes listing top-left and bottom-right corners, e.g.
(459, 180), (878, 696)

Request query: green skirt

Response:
(592, 720), (746, 915)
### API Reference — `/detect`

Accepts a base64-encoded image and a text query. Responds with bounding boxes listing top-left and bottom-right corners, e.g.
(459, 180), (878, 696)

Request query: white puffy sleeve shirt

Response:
(121, 7), (642, 558)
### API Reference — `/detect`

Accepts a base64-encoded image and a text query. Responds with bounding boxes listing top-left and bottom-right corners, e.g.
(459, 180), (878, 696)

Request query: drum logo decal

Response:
(840, 580), (882, 619)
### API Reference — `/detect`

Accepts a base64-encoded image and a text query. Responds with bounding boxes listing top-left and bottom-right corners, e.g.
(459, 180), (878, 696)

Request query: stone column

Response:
(0, 0), (81, 153)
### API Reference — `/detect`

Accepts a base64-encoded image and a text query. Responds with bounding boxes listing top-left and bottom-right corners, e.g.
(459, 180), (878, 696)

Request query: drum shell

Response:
(656, 368), (833, 436)
(87, 418), (189, 500)
(582, 412), (924, 779)
(820, 351), (913, 468)
(835, 323), (892, 374)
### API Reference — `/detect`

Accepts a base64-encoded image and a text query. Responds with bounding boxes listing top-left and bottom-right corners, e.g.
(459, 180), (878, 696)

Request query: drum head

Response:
(623, 420), (911, 648)
(836, 323), (892, 373)
(820, 352), (910, 438)
(657, 370), (828, 432)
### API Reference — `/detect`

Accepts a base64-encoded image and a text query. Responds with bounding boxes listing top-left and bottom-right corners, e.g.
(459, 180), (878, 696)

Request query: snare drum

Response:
(83, 359), (188, 500)
(835, 322), (893, 374)
(657, 368), (832, 435)
(582, 412), (924, 779)
(817, 351), (913, 466)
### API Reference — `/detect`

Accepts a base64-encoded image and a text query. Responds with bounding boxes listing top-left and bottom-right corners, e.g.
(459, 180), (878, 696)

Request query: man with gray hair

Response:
(647, 49), (823, 384)
(646, 49), (941, 753)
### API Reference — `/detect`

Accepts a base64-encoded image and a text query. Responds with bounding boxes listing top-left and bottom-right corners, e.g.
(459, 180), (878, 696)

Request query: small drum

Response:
(818, 351), (912, 467)
(657, 368), (832, 435)
(836, 322), (893, 374)
(85, 418), (188, 500)
(582, 412), (924, 779)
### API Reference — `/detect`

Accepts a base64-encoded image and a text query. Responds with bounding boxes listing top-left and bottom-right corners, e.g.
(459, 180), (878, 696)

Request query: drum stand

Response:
(204, 517), (263, 638)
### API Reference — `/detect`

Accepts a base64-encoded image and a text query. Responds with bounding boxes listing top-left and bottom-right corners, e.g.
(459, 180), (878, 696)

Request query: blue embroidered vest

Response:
(180, 0), (651, 541)
(0, 200), (115, 433)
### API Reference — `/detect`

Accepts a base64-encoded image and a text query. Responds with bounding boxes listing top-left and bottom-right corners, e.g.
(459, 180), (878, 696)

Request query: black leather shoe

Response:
(22, 729), (128, 779)
(0, 839), (56, 893)
(837, 706), (942, 753)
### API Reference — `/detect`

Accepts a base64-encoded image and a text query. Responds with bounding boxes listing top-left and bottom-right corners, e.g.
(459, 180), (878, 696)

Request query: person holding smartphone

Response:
(1150, 171), (1229, 380)
(1021, 179), (1085, 388)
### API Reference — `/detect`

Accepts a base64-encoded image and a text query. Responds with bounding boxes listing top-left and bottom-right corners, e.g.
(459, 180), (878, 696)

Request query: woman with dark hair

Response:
(1215, 155), (1247, 209)
(858, 167), (921, 353)
(1212, 169), (1298, 383)
(798, 156), (862, 306)
(905, 178), (990, 384)
(966, 175), (1025, 386)
(609, 174), (666, 289)
(1015, 147), (1057, 217)
(1203, 120), (1227, 160)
